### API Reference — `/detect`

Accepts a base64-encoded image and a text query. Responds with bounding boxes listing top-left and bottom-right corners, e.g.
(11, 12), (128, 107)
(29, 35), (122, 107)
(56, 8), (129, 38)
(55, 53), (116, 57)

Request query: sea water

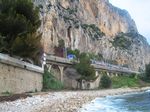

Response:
(80, 90), (150, 112)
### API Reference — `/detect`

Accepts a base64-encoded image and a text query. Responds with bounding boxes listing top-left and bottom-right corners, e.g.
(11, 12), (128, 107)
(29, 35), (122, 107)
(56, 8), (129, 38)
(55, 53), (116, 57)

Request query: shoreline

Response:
(0, 87), (150, 112)
(35, 87), (150, 112)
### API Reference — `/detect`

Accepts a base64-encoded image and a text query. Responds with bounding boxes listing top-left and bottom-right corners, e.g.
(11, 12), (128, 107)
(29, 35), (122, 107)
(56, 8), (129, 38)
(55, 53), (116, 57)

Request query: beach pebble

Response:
(0, 87), (150, 112)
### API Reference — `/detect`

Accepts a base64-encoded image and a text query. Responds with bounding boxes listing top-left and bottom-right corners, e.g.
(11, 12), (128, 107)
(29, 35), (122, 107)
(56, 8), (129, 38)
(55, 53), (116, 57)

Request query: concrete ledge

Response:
(46, 55), (72, 64)
(0, 53), (44, 74)
(92, 64), (140, 74)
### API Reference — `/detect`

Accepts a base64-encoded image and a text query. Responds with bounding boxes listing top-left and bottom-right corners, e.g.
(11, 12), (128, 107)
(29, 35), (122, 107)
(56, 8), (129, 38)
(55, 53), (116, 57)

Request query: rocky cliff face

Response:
(33, 0), (150, 71)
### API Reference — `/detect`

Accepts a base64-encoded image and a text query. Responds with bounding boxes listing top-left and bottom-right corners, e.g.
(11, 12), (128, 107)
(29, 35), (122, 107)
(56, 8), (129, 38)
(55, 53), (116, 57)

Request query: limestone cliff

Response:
(33, 0), (150, 71)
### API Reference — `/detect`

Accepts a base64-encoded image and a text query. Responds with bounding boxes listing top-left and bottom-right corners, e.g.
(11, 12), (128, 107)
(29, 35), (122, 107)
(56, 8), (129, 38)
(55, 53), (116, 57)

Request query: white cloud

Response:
(109, 0), (150, 43)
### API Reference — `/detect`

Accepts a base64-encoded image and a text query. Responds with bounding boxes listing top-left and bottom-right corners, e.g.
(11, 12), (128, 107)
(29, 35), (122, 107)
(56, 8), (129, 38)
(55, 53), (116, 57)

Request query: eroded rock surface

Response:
(33, 0), (150, 71)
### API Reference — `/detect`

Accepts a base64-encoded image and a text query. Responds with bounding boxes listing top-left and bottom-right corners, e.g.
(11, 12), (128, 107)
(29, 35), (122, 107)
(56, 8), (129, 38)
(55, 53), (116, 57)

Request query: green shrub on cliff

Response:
(112, 33), (131, 50)
(81, 24), (105, 40)
(87, 52), (103, 61)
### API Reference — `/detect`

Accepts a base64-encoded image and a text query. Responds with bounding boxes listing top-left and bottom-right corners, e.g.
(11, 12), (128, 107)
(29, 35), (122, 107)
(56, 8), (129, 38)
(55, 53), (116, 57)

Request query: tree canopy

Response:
(0, 0), (42, 65)
(75, 52), (96, 81)
(145, 63), (150, 79)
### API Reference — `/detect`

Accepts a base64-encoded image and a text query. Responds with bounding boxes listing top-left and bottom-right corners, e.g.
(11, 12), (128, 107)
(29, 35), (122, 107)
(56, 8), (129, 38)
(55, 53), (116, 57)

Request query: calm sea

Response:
(80, 90), (150, 112)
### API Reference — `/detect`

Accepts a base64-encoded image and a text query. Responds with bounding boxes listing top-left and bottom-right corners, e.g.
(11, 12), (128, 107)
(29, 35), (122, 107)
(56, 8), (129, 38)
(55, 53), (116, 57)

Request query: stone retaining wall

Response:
(0, 53), (43, 94)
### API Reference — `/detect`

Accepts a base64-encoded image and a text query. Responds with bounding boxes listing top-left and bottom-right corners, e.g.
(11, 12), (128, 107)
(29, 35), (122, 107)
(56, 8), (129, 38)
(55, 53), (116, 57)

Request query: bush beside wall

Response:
(43, 68), (63, 90)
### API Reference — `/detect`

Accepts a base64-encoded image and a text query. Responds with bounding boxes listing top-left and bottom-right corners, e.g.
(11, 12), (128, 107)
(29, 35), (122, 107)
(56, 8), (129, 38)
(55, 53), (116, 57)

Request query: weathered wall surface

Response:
(81, 77), (101, 90)
(0, 54), (43, 94)
(34, 0), (150, 71)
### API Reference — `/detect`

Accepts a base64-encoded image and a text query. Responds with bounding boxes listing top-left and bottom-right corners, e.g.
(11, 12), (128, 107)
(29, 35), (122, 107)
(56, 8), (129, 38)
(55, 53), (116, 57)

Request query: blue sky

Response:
(109, 0), (150, 44)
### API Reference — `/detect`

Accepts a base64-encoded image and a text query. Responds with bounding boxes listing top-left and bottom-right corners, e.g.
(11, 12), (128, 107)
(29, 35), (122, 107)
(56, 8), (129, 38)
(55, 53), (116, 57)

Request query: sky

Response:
(109, 0), (150, 44)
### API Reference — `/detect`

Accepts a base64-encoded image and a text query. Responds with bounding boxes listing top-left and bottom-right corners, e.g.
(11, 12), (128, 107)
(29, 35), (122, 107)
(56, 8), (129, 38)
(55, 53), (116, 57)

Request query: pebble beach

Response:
(0, 87), (150, 112)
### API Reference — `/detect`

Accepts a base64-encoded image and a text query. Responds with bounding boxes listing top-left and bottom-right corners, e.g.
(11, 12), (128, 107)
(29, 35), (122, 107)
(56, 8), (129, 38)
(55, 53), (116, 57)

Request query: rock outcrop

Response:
(33, 0), (150, 71)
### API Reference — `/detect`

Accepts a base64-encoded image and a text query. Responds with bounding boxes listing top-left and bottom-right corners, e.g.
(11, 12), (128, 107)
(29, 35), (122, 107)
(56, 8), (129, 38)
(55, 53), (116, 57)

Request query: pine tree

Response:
(75, 53), (96, 81)
(0, 0), (42, 65)
(12, 32), (43, 65)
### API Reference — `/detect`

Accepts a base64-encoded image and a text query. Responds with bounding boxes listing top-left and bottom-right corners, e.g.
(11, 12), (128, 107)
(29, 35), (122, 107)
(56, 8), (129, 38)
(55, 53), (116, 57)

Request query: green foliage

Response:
(75, 53), (96, 81)
(112, 33), (131, 50)
(111, 76), (140, 88)
(11, 32), (43, 65)
(129, 73), (137, 78)
(141, 63), (150, 82)
(0, 0), (40, 38)
(0, 0), (42, 64)
(87, 52), (104, 61)
(81, 24), (105, 40)
(67, 48), (80, 59)
(79, 52), (88, 60)
(66, 8), (77, 15)
(63, 15), (79, 28)
(0, 35), (8, 52)
(100, 75), (112, 88)
(145, 63), (150, 79)
(125, 32), (139, 38)
(43, 68), (64, 90)
(1, 91), (13, 96)
(58, 39), (65, 48)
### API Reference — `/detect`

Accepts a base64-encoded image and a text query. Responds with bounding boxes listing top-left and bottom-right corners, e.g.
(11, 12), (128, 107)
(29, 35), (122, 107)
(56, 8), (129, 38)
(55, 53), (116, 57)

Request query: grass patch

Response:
(1, 91), (13, 96)
(111, 76), (141, 88)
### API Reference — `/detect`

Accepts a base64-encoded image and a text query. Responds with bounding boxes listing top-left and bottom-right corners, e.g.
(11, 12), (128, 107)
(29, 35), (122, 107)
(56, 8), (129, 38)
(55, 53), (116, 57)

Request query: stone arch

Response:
(47, 64), (64, 83)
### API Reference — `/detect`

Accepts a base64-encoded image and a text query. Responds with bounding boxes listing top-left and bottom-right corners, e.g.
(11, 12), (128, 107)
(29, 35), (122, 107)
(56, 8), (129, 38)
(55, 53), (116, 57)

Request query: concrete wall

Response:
(88, 75), (101, 89)
(0, 53), (43, 94)
(81, 76), (101, 90)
